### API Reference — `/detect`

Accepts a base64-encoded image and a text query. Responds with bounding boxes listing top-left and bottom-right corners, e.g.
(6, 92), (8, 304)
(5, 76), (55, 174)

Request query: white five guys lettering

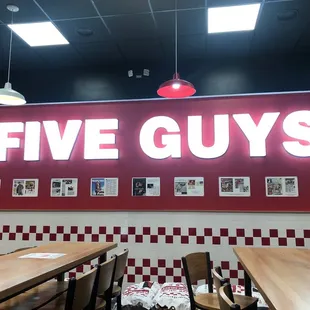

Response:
(0, 110), (309, 161)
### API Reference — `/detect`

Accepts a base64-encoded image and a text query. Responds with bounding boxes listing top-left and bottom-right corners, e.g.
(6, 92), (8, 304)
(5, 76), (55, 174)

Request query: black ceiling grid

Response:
(0, 0), (308, 71)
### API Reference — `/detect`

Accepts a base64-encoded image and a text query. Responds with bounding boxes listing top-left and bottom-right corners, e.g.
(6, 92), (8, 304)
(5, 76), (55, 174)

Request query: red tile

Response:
(269, 229), (278, 238)
(278, 238), (287, 246)
(197, 236), (204, 244)
(158, 227), (166, 235)
(29, 226), (36, 233)
(238, 279), (245, 286)
(181, 269), (185, 277)
(143, 227), (151, 235)
(99, 226), (106, 234)
(253, 229), (261, 237)
(49, 233), (57, 241)
(63, 234), (70, 241)
(261, 238), (270, 246)
(127, 275), (135, 283)
(135, 235), (143, 243)
(174, 260), (182, 268)
(9, 233), (16, 240)
(220, 228), (229, 236)
(230, 270), (238, 278)
(43, 226), (50, 234)
(77, 234), (84, 242)
(3, 225), (10, 233)
(174, 276), (182, 282)
(166, 235), (173, 243)
(166, 268), (173, 276)
(22, 233), (29, 240)
(304, 230), (310, 238)
(158, 276), (166, 284)
(106, 234), (113, 242)
(92, 234), (99, 242)
(128, 227), (136, 235)
(237, 262), (243, 270)
(286, 229), (295, 238)
(236, 229), (245, 237)
(68, 272), (76, 279)
(57, 226), (64, 234)
(113, 227), (121, 234)
(173, 227), (181, 235)
(128, 258), (135, 266)
(151, 267), (158, 275)
(228, 237), (237, 245)
(158, 259), (166, 267)
(296, 238), (305, 247)
(36, 233), (43, 241)
(85, 226), (92, 234)
(181, 236), (189, 244)
(221, 261), (230, 270)
(143, 259), (151, 267)
(142, 275), (151, 281)
(71, 226), (78, 234)
(204, 228), (212, 236)
(135, 267), (143, 275)
(120, 235), (128, 243)
(150, 235), (158, 243)
(189, 228), (197, 236)
(16, 225), (23, 233)
(212, 236), (221, 245)
(245, 237), (253, 246)
(76, 265), (83, 272)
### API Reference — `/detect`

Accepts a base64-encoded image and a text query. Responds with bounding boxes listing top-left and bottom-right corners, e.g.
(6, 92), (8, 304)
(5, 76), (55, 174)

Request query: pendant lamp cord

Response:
(7, 10), (14, 83)
(174, 0), (178, 75)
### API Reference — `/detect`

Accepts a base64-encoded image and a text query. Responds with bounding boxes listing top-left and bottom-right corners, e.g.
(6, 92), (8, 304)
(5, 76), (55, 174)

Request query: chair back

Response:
(181, 252), (213, 310)
(97, 256), (117, 296)
(212, 266), (231, 309)
(114, 249), (129, 284)
(66, 266), (98, 310)
(218, 283), (241, 310)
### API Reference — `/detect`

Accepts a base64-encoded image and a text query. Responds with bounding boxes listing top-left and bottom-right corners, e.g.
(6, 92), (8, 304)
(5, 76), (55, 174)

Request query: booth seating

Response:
(212, 267), (258, 310)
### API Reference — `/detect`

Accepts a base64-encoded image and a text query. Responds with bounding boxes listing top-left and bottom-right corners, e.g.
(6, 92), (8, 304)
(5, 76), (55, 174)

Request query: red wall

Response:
(0, 93), (309, 212)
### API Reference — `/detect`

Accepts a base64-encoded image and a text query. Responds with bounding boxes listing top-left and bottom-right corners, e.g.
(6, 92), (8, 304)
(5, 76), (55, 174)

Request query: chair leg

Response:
(117, 294), (121, 310)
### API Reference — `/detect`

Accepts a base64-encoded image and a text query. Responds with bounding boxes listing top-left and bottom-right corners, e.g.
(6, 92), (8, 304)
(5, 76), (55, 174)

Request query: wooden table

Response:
(234, 247), (310, 310)
(0, 242), (117, 303)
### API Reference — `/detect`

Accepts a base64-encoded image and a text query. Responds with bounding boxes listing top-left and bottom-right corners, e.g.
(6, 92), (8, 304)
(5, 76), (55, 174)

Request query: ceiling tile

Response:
(0, 25), (28, 48)
(105, 14), (156, 39)
(251, 0), (310, 53)
(0, 0), (47, 23)
(118, 39), (163, 61)
(36, 0), (97, 19)
(94, 0), (150, 16)
(151, 0), (205, 11)
(55, 18), (110, 44)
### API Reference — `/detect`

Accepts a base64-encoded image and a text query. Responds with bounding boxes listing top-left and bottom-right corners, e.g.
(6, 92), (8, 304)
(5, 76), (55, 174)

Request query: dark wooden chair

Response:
(218, 283), (241, 310)
(95, 256), (117, 310)
(111, 249), (129, 310)
(182, 252), (220, 310)
(212, 267), (258, 310)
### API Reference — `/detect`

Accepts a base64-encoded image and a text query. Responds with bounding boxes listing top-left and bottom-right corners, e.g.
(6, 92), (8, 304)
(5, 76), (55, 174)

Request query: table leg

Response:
(99, 252), (107, 264)
(244, 270), (252, 296)
(57, 273), (65, 281)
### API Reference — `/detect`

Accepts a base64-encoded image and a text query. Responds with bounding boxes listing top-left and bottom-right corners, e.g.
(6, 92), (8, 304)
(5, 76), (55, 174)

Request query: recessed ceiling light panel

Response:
(208, 3), (261, 34)
(8, 21), (69, 47)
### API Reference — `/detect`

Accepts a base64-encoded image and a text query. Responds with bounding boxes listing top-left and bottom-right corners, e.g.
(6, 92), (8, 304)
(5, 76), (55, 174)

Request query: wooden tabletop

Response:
(0, 242), (117, 303)
(234, 247), (310, 310)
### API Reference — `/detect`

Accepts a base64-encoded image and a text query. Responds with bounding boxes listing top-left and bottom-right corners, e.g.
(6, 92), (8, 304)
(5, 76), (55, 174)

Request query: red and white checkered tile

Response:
(1, 222), (310, 285)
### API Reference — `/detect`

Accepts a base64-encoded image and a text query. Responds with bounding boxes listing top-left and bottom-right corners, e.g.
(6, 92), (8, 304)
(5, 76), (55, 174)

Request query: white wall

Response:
(1, 211), (309, 285)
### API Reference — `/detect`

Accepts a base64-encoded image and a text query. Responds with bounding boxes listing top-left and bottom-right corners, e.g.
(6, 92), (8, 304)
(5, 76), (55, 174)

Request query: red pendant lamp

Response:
(157, 0), (196, 99)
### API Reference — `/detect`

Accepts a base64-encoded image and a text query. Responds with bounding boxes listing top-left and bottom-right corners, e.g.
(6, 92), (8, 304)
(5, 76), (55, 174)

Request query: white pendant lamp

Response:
(0, 5), (26, 105)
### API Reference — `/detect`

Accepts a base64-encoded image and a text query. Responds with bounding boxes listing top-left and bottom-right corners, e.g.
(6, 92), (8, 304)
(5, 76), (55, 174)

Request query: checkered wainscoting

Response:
(1, 224), (310, 285)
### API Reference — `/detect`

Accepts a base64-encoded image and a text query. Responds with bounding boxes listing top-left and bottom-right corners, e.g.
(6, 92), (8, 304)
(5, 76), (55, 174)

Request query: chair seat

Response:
(0, 280), (68, 310)
(195, 293), (258, 310)
(96, 297), (107, 310)
(112, 284), (121, 297)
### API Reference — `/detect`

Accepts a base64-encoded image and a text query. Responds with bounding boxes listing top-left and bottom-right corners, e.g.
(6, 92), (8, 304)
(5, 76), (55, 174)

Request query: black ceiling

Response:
(0, 0), (310, 71)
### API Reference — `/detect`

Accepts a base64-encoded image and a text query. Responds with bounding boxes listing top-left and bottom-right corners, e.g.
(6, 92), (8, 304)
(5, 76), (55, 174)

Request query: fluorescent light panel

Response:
(208, 3), (261, 34)
(8, 21), (69, 47)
